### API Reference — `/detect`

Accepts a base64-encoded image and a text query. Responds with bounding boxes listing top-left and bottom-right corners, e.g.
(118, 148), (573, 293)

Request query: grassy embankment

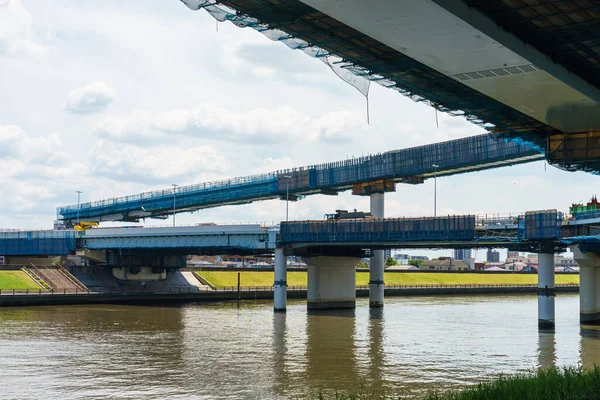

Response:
(197, 271), (579, 288)
(0, 270), (42, 290)
(315, 367), (600, 400)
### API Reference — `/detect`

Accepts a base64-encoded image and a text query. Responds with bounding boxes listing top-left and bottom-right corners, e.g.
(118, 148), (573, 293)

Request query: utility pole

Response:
(76, 190), (82, 223)
(432, 164), (439, 217)
(172, 184), (178, 227)
(284, 175), (292, 221)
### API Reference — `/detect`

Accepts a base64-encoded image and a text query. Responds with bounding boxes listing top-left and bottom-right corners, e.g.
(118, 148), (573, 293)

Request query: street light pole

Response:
(284, 175), (291, 221)
(432, 164), (439, 217)
(76, 190), (82, 224)
(172, 184), (178, 227)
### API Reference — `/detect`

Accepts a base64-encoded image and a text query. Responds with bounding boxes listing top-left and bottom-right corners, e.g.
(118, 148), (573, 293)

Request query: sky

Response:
(1, 0), (597, 260)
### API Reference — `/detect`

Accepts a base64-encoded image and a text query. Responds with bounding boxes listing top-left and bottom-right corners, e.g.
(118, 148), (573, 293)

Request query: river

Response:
(0, 294), (599, 399)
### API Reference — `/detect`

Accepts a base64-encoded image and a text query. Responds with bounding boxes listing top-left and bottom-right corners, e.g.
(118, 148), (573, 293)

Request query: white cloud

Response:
(64, 81), (116, 114)
(91, 141), (227, 184)
(0, 124), (25, 156)
(0, 0), (45, 58)
(93, 103), (366, 145)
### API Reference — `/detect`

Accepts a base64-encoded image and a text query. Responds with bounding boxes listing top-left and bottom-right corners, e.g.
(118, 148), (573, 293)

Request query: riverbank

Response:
(0, 285), (578, 307)
(0, 270), (43, 290)
(197, 270), (579, 288)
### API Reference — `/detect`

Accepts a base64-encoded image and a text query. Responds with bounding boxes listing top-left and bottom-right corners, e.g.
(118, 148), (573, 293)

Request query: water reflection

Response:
(537, 331), (556, 369)
(367, 307), (385, 390)
(0, 305), (188, 399)
(272, 312), (289, 397)
(305, 309), (357, 392)
(1, 295), (600, 399)
(580, 326), (600, 370)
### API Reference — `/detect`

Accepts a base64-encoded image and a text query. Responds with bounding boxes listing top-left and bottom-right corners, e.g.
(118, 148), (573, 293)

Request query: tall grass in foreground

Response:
(426, 367), (600, 400)
(315, 367), (600, 400)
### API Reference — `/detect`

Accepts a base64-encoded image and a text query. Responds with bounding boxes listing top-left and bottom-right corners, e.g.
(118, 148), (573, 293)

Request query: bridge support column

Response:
(274, 247), (287, 313)
(537, 253), (555, 330)
(571, 245), (600, 325)
(306, 256), (360, 310)
(370, 193), (385, 308)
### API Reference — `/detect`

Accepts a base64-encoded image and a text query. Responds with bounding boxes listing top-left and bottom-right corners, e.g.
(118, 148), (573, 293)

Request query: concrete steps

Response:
(29, 265), (88, 291)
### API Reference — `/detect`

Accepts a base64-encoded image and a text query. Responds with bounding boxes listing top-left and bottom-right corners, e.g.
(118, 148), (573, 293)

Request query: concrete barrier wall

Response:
(0, 286), (579, 307)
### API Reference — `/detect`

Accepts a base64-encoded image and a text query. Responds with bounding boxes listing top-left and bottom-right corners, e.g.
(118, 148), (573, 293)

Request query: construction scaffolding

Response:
(0, 230), (76, 256)
(280, 215), (476, 244)
(57, 134), (541, 223)
(520, 210), (563, 240)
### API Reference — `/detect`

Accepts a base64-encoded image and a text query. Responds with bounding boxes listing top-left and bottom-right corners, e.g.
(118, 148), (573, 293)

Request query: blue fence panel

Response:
(280, 216), (475, 244)
(522, 210), (562, 240)
(0, 231), (77, 256)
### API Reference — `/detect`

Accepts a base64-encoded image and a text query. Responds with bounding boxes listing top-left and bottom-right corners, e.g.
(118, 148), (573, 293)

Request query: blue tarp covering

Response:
(0, 231), (77, 256)
(280, 216), (476, 244)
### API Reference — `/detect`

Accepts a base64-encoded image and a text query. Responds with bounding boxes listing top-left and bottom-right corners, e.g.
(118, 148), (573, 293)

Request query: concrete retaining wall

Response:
(0, 286), (579, 307)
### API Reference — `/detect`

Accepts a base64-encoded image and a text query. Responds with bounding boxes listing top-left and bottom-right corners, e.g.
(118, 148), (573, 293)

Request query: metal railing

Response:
(0, 283), (579, 296)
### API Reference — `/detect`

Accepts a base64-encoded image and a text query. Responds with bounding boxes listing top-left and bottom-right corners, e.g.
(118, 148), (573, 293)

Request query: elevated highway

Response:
(57, 133), (541, 223)
(181, 0), (600, 172)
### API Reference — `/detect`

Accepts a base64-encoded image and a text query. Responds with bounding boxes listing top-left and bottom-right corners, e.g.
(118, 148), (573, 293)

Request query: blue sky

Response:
(0, 0), (596, 258)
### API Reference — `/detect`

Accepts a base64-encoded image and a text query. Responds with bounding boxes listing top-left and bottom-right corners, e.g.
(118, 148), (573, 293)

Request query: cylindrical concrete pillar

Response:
(274, 247), (287, 312)
(306, 256), (358, 310)
(571, 245), (600, 325)
(580, 265), (598, 320)
(370, 193), (385, 308)
(537, 253), (555, 330)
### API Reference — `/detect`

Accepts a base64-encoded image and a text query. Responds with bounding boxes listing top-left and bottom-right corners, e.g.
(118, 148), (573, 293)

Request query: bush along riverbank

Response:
(315, 367), (600, 400)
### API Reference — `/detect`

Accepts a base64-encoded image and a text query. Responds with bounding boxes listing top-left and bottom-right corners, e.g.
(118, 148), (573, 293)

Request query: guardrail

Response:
(0, 283), (579, 296)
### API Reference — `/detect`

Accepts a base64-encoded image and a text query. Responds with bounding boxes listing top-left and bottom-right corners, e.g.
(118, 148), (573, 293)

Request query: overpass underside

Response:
(182, 0), (600, 172)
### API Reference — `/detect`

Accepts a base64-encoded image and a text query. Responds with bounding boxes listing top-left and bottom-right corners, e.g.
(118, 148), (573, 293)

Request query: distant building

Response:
(419, 259), (469, 271)
(410, 255), (429, 261)
(507, 251), (520, 258)
(454, 249), (472, 260)
(393, 253), (409, 265)
(487, 249), (500, 263)
(387, 265), (419, 271)
(384, 249), (392, 260)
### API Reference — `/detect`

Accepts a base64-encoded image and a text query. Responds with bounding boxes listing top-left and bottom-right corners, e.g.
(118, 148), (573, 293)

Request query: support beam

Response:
(274, 247), (287, 312)
(306, 256), (359, 310)
(370, 193), (385, 308)
(571, 245), (600, 325)
(537, 253), (555, 330)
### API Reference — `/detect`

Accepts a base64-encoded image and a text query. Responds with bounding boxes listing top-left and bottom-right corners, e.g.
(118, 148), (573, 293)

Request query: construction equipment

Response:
(73, 221), (99, 232)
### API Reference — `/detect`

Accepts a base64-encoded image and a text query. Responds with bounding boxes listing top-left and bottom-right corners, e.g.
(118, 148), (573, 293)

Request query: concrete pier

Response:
(572, 246), (600, 324)
(274, 247), (287, 312)
(369, 193), (385, 308)
(306, 256), (360, 310)
(537, 253), (555, 330)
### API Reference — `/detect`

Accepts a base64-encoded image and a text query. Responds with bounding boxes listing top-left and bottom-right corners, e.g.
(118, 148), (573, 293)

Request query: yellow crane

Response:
(73, 221), (99, 232)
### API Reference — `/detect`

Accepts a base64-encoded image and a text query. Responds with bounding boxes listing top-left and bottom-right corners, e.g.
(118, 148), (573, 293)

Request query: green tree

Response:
(408, 259), (424, 267)
(357, 261), (369, 269)
(385, 256), (397, 267)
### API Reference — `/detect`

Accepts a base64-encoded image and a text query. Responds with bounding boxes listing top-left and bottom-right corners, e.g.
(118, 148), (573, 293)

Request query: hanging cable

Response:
(366, 93), (370, 125)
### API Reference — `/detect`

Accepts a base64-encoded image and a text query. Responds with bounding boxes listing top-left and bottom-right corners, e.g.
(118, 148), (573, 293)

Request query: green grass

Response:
(0, 270), (42, 290)
(196, 270), (578, 288)
(313, 367), (600, 399)
(426, 367), (600, 400)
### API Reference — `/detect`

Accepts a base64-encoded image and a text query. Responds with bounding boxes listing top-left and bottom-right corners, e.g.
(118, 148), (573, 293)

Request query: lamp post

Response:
(432, 164), (439, 217)
(171, 184), (178, 227)
(284, 175), (292, 221)
(76, 190), (82, 224)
